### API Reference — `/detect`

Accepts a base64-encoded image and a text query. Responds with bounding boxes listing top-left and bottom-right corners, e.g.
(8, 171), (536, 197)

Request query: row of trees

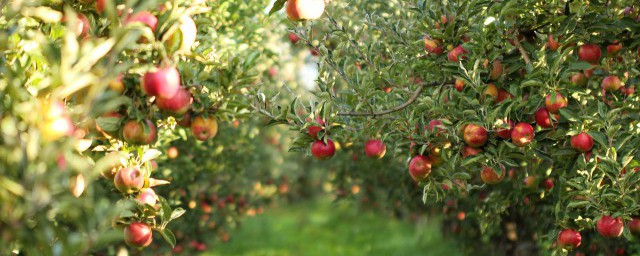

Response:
(266, 0), (640, 255)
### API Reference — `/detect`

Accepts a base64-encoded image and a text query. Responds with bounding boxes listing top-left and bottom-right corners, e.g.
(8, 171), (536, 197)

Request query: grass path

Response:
(205, 198), (462, 256)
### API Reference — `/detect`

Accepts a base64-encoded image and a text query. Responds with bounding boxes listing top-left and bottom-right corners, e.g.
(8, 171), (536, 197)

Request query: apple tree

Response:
(266, 0), (640, 254)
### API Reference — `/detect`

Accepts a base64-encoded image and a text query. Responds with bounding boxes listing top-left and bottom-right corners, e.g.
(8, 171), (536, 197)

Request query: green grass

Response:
(204, 198), (462, 256)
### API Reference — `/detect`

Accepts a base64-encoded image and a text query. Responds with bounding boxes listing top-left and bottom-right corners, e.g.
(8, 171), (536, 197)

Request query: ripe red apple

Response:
(311, 139), (336, 160)
(601, 75), (622, 91)
(364, 139), (386, 159)
(597, 215), (624, 238)
(156, 87), (192, 116)
(176, 112), (192, 127)
(136, 188), (157, 206)
(570, 73), (588, 86)
(447, 45), (466, 62)
(409, 155), (432, 182)
(495, 119), (514, 139)
(122, 119), (157, 145)
(462, 145), (483, 158)
(548, 34), (560, 51)
(578, 44), (602, 64)
(286, 0), (325, 21)
(454, 79), (464, 92)
(543, 178), (554, 190)
(511, 123), (534, 147)
(534, 107), (558, 128)
(496, 89), (514, 103)
(124, 222), (153, 248)
(142, 66), (181, 99)
(523, 175), (538, 189)
(167, 146), (178, 159)
(483, 83), (499, 102)
(424, 37), (444, 55)
(490, 60), (503, 80)
(307, 126), (323, 139)
(124, 11), (158, 32)
(584, 68), (595, 78)
(427, 119), (445, 135)
(620, 85), (635, 96)
(190, 116), (218, 141)
(570, 132), (594, 152)
(463, 124), (488, 148)
(114, 167), (145, 194)
(96, 0), (107, 14)
(628, 218), (640, 235)
(545, 92), (568, 113)
(480, 166), (504, 184)
(607, 41), (622, 55)
(557, 229), (582, 249)
(289, 33), (300, 44)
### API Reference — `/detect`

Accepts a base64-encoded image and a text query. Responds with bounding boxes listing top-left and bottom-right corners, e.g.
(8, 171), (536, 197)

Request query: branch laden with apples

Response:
(265, 0), (640, 253)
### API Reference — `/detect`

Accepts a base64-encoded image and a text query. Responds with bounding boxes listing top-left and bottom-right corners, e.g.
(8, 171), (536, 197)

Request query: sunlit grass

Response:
(204, 198), (462, 256)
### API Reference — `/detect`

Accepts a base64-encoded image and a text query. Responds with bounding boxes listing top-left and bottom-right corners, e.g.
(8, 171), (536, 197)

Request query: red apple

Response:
(523, 175), (538, 189)
(286, 0), (326, 21)
(190, 116), (218, 141)
(463, 124), (488, 148)
(124, 11), (158, 32)
(601, 75), (622, 91)
(483, 83), (499, 102)
(454, 79), (464, 92)
(447, 45), (466, 62)
(584, 68), (595, 78)
(543, 178), (554, 190)
(557, 229), (582, 249)
(96, 0), (107, 14)
(545, 92), (568, 113)
(311, 139), (336, 160)
(427, 119), (445, 135)
(409, 155), (432, 182)
(570, 73), (588, 86)
(607, 41), (622, 55)
(122, 119), (157, 145)
(480, 166), (504, 184)
(462, 145), (483, 158)
(496, 89), (514, 103)
(289, 33), (300, 44)
(114, 167), (145, 194)
(496, 119), (514, 139)
(511, 123), (534, 147)
(364, 139), (386, 159)
(136, 188), (157, 206)
(570, 132), (594, 153)
(490, 60), (503, 80)
(156, 87), (192, 116)
(596, 215), (624, 238)
(548, 34), (560, 51)
(578, 44), (602, 64)
(142, 66), (181, 99)
(628, 218), (640, 235)
(176, 112), (192, 127)
(620, 85), (635, 96)
(534, 107), (558, 129)
(308, 126), (324, 139)
(424, 37), (444, 55)
(167, 146), (178, 159)
(124, 222), (153, 248)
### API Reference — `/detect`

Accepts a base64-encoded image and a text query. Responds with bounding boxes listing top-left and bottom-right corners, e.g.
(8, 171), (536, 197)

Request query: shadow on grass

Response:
(205, 198), (462, 256)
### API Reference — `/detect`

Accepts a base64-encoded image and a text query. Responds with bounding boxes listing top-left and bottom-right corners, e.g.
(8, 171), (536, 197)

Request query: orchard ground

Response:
(207, 197), (461, 256)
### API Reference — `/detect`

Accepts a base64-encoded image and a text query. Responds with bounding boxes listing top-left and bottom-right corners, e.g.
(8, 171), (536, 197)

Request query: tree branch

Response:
(337, 81), (448, 116)
(512, 35), (532, 69)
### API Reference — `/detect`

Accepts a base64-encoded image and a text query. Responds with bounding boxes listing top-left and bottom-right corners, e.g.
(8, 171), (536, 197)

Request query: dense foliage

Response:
(266, 0), (640, 255)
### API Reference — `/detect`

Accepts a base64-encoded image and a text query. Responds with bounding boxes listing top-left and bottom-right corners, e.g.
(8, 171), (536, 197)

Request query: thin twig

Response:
(512, 34), (532, 69)
(337, 81), (448, 116)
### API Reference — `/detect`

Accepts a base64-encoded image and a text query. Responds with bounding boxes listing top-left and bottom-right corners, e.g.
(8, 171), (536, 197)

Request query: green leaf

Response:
(170, 208), (186, 221)
(95, 116), (122, 132)
(268, 0), (287, 16)
(141, 149), (162, 163)
(159, 229), (177, 248)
